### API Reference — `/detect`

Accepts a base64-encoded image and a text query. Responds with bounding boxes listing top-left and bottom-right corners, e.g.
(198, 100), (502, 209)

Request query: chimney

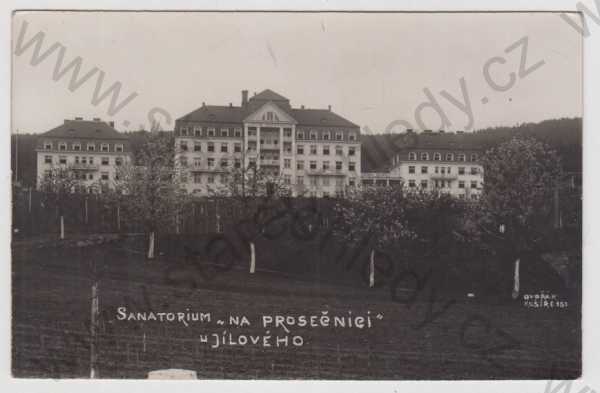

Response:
(328, 105), (332, 111)
(241, 90), (248, 106)
(108, 121), (115, 128)
(229, 102), (233, 107)
(202, 102), (206, 107)
(301, 105), (305, 109)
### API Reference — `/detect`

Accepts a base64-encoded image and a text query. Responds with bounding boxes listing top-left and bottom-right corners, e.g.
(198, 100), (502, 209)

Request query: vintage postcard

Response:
(10, 10), (583, 380)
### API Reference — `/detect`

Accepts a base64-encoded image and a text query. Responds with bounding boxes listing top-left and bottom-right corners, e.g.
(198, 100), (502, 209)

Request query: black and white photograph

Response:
(9, 8), (585, 382)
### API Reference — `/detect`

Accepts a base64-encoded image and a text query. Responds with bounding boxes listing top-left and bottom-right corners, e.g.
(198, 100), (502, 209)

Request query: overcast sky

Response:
(12, 11), (582, 134)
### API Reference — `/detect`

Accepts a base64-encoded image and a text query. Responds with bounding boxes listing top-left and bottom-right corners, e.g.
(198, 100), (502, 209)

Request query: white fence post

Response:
(148, 231), (155, 259)
(90, 280), (99, 378)
(512, 258), (520, 299)
(250, 242), (256, 273)
(60, 215), (65, 239)
(369, 249), (375, 288)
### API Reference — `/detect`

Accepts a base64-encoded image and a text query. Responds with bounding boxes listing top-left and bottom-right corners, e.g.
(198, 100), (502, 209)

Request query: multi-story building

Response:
(174, 89), (362, 197)
(361, 130), (484, 199)
(36, 117), (132, 190)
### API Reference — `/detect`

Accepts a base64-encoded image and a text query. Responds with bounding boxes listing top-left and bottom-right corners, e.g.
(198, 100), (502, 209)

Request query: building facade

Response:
(174, 89), (362, 197)
(361, 130), (484, 199)
(36, 118), (132, 190)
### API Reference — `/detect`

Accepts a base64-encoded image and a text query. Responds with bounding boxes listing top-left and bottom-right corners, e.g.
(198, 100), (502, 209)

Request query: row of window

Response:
(179, 126), (244, 138)
(407, 179), (481, 189)
(43, 170), (114, 181)
(296, 130), (357, 142)
(178, 156), (358, 172)
(179, 156), (242, 169)
(298, 176), (352, 187)
(45, 155), (125, 166)
(408, 152), (478, 162)
(179, 140), (242, 153)
(178, 126), (358, 142)
(179, 140), (358, 157)
(408, 166), (481, 175)
(297, 160), (356, 172)
(183, 173), (358, 188)
(296, 145), (356, 156)
(43, 141), (124, 153)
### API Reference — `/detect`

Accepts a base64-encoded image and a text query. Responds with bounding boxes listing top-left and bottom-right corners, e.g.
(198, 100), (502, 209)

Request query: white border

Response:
(2, 1), (598, 393)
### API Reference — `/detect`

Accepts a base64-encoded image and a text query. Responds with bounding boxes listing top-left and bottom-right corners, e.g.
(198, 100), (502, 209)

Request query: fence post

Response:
(369, 249), (375, 288)
(250, 242), (256, 273)
(512, 258), (520, 299)
(116, 204), (121, 232)
(90, 279), (99, 378)
(216, 199), (221, 233)
(60, 215), (65, 240)
(554, 184), (561, 229)
(85, 197), (89, 225)
(148, 231), (155, 259)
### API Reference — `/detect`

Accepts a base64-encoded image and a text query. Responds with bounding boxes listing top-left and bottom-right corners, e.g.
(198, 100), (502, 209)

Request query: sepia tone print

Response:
(11, 11), (582, 379)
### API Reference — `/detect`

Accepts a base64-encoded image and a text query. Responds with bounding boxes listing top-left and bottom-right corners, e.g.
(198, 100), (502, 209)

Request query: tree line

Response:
(12, 117), (582, 188)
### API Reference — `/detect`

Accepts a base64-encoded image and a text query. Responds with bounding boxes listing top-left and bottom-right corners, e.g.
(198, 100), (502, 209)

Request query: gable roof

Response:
(41, 119), (128, 140)
(249, 89), (289, 102)
(243, 101), (297, 124)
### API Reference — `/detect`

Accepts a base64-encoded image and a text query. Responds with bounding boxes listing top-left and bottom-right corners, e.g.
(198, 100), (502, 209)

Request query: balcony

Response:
(430, 173), (458, 180)
(260, 142), (280, 150)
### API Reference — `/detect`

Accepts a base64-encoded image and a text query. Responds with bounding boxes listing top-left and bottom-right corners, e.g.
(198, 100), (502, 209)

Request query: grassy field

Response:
(11, 235), (581, 379)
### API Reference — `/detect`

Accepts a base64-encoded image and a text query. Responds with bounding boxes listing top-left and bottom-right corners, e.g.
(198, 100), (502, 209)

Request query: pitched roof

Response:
(361, 132), (483, 172)
(179, 105), (247, 123)
(178, 94), (359, 128)
(415, 132), (482, 150)
(41, 119), (128, 140)
(249, 89), (289, 102)
(290, 108), (359, 128)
